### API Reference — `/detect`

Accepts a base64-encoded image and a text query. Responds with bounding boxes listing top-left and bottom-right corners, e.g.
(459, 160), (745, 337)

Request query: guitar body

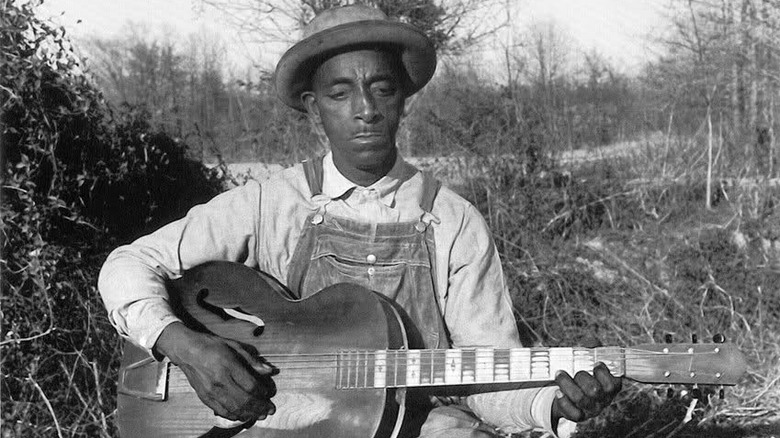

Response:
(117, 262), (409, 438)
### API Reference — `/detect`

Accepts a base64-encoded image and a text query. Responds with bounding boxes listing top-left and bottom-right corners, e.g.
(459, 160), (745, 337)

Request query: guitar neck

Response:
(336, 347), (625, 389)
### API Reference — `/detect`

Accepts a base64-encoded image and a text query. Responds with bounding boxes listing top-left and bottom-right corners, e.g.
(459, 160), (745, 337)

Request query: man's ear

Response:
(302, 91), (320, 123)
(302, 91), (329, 147)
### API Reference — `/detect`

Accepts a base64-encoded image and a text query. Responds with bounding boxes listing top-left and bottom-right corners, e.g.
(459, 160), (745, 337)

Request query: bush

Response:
(1, 2), (224, 436)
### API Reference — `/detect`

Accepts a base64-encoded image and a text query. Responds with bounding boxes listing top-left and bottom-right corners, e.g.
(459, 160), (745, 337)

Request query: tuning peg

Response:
(665, 334), (673, 344)
(713, 333), (726, 343)
(691, 334), (698, 343)
(719, 386), (725, 399)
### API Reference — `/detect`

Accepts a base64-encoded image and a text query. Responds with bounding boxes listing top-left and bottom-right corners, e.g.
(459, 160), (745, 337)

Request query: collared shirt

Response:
(98, 151), (566, 436)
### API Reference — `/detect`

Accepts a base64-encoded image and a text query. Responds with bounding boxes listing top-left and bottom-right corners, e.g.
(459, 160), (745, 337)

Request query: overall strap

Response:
(419, 171), (441, 213)
(302, 155), (324, 196)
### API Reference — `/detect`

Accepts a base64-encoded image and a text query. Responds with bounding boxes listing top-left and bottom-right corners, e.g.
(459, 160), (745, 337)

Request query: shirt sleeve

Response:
(443, 203), (572, 436)
(97, 181), (262, 354)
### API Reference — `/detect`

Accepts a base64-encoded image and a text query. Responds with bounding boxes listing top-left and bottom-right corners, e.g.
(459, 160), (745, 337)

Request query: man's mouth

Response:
(353, 132), (385, 140)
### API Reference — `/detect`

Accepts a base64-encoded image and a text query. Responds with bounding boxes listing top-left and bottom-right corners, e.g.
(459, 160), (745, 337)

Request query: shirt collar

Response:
(321, 151), (412, 207)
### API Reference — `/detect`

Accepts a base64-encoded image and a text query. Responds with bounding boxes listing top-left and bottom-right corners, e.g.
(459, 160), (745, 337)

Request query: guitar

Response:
(117, 262), (747, 438)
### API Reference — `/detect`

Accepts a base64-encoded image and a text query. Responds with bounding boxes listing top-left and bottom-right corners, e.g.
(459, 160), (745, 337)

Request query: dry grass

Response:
(428, 140), (780, 437)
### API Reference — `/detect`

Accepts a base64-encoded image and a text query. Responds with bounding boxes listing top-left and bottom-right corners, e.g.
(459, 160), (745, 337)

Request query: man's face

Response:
(303, 49), (405, 180)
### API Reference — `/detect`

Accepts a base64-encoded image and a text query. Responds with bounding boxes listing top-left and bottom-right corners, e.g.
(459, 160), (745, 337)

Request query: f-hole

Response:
(196, 288), (265, 336)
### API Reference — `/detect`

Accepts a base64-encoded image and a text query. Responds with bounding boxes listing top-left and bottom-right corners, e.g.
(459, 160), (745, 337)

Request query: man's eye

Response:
(327, 87), (350, 100)
(373, 84), (396, 96)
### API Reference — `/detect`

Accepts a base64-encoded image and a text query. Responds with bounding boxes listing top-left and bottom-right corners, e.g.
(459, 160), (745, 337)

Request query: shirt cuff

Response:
(530, 386), (578, 438)
(113, 298), (182, 359)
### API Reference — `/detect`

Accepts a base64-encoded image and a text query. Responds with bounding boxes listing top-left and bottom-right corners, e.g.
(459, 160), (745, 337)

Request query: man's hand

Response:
(155, 322), (277, 422)
(551, 362), (621, 426)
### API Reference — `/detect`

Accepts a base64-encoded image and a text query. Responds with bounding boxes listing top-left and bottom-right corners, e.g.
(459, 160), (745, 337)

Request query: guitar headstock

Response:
(625, 342), (747, 386)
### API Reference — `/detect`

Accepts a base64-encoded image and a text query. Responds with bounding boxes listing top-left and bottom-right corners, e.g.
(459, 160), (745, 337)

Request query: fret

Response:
(595, 347), (625, 376)
(374, 350), (387, 388)
(360, 350), (371, 389)
(391, 350), (398, 387)
(549, 347), (574, 377)
(416, 349), (432, 385)
(531, 348), (549, 380)
(432, 350), (446, 384)
(510, 348), (531, 381)
(347, 351), (354, 387)
(475, 348), (494, 383)
(462, 349), (476, 383)
(394, 350), (406, 387)
(425, 349), (434, 385)
(337, 352), (344, 388)
(406, 350), (421, 386)
(445, 349), (462, 384)
(494, 349), (510, 382)
(573, 348), (594, 374)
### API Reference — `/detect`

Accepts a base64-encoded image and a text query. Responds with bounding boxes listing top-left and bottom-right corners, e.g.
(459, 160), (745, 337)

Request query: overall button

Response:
(367, 267), (376, 276)
(311, 214), (324, 225)
(366, 254), (377, 264)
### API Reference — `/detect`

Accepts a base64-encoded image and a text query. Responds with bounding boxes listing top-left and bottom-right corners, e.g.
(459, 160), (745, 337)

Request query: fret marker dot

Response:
(690, 372), (696, 377)
(663, 348), (669, 354)
(664, 371), (671, 377)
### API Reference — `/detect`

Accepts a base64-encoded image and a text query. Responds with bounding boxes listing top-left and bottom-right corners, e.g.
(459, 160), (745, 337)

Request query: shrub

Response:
(1, 2), (224, 436)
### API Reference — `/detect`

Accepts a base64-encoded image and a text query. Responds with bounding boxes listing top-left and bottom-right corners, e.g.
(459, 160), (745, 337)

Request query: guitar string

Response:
(229, 350), (726, 376)
(255, 349), (724, 364)
(255, 361), (720, 369)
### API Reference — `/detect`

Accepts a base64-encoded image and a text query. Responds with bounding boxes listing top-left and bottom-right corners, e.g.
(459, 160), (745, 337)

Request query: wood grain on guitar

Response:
(116, 262), (748, 438)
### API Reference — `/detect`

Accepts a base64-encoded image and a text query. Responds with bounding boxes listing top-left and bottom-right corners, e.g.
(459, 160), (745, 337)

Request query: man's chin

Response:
(344, 144), (396, 167)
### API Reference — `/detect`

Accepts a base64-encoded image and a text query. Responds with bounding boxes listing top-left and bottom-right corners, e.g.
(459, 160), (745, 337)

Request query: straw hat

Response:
(275, 4), (437, 111)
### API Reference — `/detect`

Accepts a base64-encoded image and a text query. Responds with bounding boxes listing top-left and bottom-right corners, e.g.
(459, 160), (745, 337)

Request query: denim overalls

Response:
(285, 157), (449, 351)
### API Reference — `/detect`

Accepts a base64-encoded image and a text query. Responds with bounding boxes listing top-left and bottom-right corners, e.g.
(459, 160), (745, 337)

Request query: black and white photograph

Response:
(2, 0), (778, 437)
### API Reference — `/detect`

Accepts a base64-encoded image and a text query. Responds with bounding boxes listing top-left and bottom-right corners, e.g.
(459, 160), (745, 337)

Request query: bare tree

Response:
(194, 0), (503, 54)
(648, 0), (779, 181)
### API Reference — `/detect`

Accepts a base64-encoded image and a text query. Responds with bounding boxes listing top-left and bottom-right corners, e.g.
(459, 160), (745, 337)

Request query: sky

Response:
(39, 0), (672, 79)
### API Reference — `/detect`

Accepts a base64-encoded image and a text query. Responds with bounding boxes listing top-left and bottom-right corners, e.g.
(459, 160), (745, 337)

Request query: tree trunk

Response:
(746, 0), (759, 171)
(727, 0), (743, 140)
(707, 100), (714, 210)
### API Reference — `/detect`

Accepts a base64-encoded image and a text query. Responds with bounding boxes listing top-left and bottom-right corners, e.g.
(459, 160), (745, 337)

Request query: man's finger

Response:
(554, 389), (585, 422)
(593, 362), (621, 395)
(573, 370), (602, 402)
(555, 370), (588, 409)
(225, 339), (276, 375)
(228, 362), (264, 395)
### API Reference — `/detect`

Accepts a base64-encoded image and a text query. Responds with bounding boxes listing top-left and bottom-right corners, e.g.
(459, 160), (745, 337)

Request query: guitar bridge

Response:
(118, 355), (170, 401)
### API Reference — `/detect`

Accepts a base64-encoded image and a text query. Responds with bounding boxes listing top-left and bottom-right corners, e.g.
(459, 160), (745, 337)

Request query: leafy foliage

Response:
(1, 2), (224, 436)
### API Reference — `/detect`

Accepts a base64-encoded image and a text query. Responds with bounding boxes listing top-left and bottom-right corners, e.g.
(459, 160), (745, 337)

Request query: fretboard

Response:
(335, 347), (625, 389)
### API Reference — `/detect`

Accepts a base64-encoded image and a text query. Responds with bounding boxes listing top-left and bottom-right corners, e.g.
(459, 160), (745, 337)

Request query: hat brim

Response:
(275, 20), (436, 111)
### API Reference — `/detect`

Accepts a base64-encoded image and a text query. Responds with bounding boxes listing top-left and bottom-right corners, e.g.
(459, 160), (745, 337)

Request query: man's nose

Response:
(354, 87), (381, 123)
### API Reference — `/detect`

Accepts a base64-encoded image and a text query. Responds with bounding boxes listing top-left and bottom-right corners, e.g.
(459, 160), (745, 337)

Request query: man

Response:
(98, 5), (620, 437)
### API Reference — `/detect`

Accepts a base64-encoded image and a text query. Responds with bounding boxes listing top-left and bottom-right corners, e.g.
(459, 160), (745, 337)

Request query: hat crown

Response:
(302, 5), (390, 39)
